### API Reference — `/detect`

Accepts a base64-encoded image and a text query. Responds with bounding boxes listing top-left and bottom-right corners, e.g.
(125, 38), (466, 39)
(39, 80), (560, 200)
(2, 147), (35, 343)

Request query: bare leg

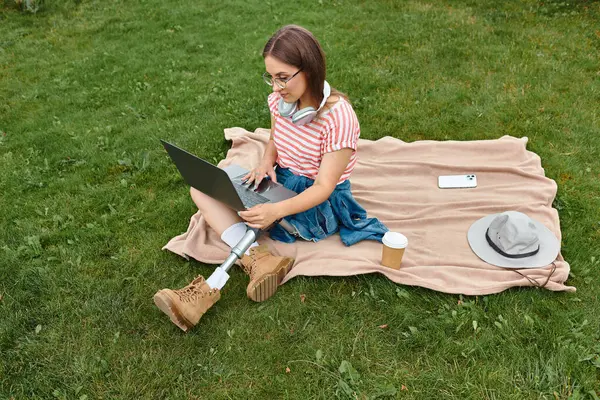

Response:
(190, 187), (243, 236)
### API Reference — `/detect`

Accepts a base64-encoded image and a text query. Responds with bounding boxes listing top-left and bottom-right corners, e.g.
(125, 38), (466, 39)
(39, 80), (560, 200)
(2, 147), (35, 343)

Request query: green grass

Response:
(1, 0), (600, 398)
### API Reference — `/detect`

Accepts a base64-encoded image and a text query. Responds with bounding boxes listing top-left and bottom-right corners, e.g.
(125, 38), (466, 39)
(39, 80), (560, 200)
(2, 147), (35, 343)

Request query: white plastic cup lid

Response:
(382, 232), (408, 249)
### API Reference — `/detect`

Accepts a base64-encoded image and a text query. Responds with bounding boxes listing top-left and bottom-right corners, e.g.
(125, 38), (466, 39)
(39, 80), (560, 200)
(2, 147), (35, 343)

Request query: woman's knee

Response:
(190, 187), (210, 209)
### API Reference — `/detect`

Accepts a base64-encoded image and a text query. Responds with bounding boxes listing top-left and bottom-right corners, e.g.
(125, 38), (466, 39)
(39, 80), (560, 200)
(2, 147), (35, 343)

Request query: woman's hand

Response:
(242, 162), (277, 190)
(238, 203), (282, 230)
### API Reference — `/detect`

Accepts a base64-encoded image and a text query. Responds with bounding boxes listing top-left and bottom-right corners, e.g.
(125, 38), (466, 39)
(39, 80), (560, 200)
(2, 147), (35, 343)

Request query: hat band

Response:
(485, 228), (540, 259)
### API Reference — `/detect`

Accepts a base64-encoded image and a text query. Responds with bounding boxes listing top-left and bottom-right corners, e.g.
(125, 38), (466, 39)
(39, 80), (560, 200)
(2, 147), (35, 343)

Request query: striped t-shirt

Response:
(267, 91), (360, 184)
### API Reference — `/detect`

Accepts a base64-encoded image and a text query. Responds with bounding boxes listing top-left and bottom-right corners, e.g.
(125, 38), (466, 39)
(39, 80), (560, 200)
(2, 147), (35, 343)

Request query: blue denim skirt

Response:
(268, 165), (388, 246)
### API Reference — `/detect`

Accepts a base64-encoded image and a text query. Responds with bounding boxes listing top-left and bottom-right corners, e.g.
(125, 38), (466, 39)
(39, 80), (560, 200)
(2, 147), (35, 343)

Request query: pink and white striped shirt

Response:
(268, 91), (360, 184)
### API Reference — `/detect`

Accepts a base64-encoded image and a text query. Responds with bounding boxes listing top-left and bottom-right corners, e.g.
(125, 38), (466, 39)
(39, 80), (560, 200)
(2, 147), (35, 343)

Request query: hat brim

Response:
(467, 214), (560, 269)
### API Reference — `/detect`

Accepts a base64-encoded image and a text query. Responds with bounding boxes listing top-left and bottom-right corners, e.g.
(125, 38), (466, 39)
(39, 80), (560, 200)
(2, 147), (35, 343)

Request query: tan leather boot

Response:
(153, 275), (220, 332)
(241, 245), (295, 302)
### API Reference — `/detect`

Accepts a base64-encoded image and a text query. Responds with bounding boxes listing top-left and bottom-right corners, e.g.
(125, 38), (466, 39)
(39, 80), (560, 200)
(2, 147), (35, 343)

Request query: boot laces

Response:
(243, 250), (269, 278)
(176, 280), (214, 303)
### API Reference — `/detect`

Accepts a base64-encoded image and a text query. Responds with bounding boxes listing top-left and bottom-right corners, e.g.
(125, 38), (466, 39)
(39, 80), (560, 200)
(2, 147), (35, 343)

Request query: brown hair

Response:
(262, 25), (349, 117)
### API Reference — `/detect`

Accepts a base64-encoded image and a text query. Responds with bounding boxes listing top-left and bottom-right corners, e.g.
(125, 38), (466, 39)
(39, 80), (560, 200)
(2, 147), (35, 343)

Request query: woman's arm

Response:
(243, 114), (279, 186)
(273, 148), (353, 219)
(261, 114), (278, 167)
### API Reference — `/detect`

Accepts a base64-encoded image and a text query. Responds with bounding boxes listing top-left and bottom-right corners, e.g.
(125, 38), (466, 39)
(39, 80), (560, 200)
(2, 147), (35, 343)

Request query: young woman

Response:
(154, 25), (387, 332)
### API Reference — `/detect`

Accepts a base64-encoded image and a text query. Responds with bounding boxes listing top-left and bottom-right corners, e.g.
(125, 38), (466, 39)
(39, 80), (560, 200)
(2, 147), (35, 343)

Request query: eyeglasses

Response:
(262, 69), (302, 89)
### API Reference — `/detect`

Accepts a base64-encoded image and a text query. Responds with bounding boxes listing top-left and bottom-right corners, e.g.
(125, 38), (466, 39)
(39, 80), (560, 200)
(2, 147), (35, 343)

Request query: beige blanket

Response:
(163, 127), (575, 295)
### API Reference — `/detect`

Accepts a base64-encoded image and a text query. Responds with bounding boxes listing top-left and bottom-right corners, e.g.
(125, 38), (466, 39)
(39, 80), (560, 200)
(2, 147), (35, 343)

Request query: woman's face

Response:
(264, 55), (307, 103)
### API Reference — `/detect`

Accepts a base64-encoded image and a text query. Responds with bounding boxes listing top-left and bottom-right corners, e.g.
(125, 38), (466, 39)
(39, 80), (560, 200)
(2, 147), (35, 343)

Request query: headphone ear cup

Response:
(278, 98), (297, 117)
(291, 107), (317, 126)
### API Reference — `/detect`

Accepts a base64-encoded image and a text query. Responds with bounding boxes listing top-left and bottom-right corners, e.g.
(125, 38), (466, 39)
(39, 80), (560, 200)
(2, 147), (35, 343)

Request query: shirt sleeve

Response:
(322, 102), (360, 154)
(267, 92), (280, 117)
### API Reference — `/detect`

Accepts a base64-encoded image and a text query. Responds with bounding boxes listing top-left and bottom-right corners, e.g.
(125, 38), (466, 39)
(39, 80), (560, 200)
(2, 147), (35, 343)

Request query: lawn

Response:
(1, 0), (599, 398)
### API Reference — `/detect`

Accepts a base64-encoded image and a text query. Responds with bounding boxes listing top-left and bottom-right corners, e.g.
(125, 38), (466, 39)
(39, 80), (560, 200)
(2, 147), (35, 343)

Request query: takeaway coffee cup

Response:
(381, 232), (408, 269)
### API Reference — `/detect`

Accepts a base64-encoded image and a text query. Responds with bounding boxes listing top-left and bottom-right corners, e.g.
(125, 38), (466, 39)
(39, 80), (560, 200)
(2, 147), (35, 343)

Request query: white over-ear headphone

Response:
(278, 81), (331, 126)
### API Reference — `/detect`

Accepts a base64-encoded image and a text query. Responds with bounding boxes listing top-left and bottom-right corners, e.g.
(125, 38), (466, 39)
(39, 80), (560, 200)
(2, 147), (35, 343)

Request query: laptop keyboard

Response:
(233, 184), (269, 208)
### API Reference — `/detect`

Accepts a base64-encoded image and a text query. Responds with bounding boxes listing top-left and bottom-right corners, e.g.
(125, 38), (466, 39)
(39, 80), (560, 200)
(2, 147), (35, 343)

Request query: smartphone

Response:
(438, 174), (478, 189)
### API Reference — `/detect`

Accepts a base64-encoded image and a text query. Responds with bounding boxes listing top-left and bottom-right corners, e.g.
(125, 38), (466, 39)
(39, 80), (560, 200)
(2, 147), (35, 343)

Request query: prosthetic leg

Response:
(205, 219), (298, 290)
(153, 219), (298, 331)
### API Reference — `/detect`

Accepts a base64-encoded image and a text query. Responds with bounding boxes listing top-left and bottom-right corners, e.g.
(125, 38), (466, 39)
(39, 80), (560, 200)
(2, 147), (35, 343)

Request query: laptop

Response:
(161, 140), (297, 212)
